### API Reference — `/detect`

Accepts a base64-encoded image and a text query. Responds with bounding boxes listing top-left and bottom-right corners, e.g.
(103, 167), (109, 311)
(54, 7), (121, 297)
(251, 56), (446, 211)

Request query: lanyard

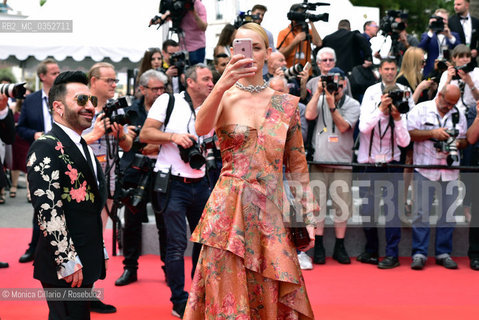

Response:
(320, 94), (345, 134)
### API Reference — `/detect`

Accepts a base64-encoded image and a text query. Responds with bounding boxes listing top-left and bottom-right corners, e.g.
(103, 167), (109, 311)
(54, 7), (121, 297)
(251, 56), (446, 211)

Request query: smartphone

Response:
(233, 38), (253, 68)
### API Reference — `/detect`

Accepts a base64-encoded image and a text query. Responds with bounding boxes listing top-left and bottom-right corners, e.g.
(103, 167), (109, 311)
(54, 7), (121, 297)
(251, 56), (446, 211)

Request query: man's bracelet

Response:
(169, 133), (174, 141)
(330, 107), (337, 113)
(471, 86), (477, 92)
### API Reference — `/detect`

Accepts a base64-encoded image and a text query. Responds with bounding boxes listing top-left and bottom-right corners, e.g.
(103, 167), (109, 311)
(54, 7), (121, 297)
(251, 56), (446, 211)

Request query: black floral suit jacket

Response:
(27, 123), (107, 286)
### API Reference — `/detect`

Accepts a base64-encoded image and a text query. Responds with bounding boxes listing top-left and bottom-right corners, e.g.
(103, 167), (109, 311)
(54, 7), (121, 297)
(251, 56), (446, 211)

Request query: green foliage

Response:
(0, 68), (17, 83)
(350, 0), (454, 36)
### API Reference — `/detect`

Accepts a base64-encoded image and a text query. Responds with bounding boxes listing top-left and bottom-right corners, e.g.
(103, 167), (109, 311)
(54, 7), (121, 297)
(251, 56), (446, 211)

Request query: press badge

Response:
(375, 154), (387, 163)
(328, 135), (339, 143)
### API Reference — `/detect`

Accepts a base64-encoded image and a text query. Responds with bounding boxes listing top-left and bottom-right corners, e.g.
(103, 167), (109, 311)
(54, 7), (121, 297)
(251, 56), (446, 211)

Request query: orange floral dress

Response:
(184, 93), (317, 319)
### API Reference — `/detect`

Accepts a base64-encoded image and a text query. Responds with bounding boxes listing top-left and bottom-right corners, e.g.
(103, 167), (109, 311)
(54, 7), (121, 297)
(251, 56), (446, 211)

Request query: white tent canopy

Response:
(0, 0), (165, 72)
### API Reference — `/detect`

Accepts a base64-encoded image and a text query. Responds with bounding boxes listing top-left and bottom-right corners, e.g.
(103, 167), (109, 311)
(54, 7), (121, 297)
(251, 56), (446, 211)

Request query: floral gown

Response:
(184, 93), (317, 319)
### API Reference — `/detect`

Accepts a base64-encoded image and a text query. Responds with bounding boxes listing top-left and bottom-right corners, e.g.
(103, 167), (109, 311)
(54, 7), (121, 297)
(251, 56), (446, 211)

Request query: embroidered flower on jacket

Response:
(55, 141), (65, 154)
(70, 181), (87, 203)
(65, 164), (78, 185)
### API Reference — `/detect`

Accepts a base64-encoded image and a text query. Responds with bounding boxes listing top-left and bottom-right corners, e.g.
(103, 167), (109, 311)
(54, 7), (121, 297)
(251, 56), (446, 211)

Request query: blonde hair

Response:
(396, 47), (424, 90)
(87, 62), (115, 81)
(237, 22), (269, 49)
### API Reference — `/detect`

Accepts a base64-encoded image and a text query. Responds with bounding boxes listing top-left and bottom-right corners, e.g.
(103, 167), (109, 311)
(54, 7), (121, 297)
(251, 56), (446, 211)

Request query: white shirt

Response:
(148, 92), (205, 178)
(0, 106), (8, 120)
(358, 82), (412, 164)
(437, 67), (479, 115)
(407, 99), (467, 181)
(460, 13), (472, 46)
(55, 122), (99, 185)
(42, 90), (52, 133)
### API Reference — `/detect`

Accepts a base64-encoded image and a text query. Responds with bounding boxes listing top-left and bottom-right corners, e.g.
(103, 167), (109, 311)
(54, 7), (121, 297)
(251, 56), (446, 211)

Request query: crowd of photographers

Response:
(3, 0), (479, 318)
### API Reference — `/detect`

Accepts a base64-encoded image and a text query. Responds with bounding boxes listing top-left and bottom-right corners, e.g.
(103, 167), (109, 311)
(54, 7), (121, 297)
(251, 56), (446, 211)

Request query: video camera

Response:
(103, 96), (138, 128)
(429, 15), (445, 33)
(387, 89), (411, 114)
(433, 128), (459, 166)
(379, 10), (406, 41)
(287, 0), (329, 23)
(0, 82), (27, 99)
(169, 51), (189, 74)
(321, 73), (342, 94)
(234, 10), (260, 29)
(149, 0), (194, 29)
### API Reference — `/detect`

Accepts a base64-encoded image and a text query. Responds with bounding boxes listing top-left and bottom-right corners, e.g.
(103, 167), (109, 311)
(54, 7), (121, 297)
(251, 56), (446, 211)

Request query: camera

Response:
(117, 154), (152, 207)
(203, 135), (220, 171)
(234, 10), (260, 29)
(379, 10), (406, 41)
(150, 0), (194, 29)
(287, 1), (329, 23)
(387, 89), (411, 114)
(103, 96), (138, 127)
(453, 61), (475, 80)
(429, 15), (445, 33)
(131, 126), (147, 153)
(0, 82), (27, 99)
(282, 63), (303, 79)
(433, 128), (459, 166)
(178, 137), (206, 169)
(169, 51), (188, 74)
(320, 73), (341, 94)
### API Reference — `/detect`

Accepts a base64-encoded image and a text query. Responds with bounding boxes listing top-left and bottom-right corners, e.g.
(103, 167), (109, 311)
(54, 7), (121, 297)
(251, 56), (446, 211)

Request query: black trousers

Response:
(41, 282), (93, 320)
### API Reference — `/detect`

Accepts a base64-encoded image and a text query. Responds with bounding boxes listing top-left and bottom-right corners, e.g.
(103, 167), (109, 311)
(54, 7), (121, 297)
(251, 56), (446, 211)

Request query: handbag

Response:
(287, 204), (311, 249)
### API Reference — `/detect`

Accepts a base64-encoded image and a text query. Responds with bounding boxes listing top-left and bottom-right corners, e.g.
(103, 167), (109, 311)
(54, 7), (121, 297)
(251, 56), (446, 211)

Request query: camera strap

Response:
(320, 93), (345, 134)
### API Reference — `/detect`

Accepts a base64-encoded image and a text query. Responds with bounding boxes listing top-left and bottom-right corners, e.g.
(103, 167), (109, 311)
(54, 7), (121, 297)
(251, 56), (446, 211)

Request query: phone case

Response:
(233, 39), (253, 67)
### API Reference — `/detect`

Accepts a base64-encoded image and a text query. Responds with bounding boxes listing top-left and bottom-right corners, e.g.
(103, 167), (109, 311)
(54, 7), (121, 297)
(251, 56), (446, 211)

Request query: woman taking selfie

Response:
(184, 22), (316, 319)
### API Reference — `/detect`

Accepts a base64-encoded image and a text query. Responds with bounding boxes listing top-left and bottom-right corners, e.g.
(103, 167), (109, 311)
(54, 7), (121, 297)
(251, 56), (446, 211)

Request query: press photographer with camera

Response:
(356, 58), (413, 269)
(277, 3), (322, 69)
(160, 39), (184, 93)
(437, 44), (479, 245)
(305, 70), (360, 266)
(407, 84), (467, 270)
(419, 8), (461, 77)
(151, 0), (207, 65)
(114, 70), (169, 287)
(139, 64), (213, 318)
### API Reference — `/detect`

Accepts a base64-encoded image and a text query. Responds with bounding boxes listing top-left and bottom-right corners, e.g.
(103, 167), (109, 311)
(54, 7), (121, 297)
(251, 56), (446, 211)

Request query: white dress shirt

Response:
(42, 90), (52, 133)
(358, 82), (412, 164)
(407, 99), (467, 181)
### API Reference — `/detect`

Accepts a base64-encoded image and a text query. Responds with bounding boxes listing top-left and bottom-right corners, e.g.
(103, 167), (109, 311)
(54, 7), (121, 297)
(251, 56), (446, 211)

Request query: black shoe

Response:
(313, 244), (325, 264)
(115, 269), (137, 286)
(470, 258), (479, 271)
(172, 301), (187, 319)
(0, 261), (8, 268)
(378, 256), (400, 269)
(19, 251), (34, 263)
(332, 241), (351, 264)
(411, 256), (426, 270)
(90, 298), (117, 313)
(436, 256), (458, 269)
(356, 252), (379, 265)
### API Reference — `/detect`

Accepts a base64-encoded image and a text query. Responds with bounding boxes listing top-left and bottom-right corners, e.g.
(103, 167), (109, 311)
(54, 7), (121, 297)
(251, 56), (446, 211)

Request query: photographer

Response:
(115, 70), (168, 286)
(161, 39), (184, 93)
(277, 3), (322, 69)
(419, 8), (461, 77)
(407, 84), (467, 270)
(139, 64), (213, 318)
(356, 58), (413, 269)
(305, 72), (360, 265)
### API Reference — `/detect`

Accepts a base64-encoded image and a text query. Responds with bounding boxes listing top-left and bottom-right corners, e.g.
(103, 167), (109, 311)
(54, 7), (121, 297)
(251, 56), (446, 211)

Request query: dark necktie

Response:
(80, 137), (95, 176)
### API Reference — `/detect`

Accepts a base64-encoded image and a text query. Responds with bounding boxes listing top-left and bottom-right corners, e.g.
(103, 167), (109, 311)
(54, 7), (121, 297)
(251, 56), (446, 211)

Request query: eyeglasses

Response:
(145, 86), (166, 92)
(321, 58), (335, 62)
(99, 77), (119, 85)
(74, 94), (98, 107)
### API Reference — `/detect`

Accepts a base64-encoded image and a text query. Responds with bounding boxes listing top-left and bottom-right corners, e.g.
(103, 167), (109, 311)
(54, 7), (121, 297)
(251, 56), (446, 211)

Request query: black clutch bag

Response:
(287, 204), (310, 249)
(288, 226), (310, 249)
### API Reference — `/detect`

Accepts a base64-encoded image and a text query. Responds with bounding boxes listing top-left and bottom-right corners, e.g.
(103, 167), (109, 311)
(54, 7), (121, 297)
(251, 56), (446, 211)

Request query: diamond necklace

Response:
(235, 80), (268, 93)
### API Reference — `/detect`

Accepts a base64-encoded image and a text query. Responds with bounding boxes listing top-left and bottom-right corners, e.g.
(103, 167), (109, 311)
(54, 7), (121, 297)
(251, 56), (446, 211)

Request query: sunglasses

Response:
(145, 86), (166, 92)
(74, 94), (98, 107)
(321, 58), (335, 62)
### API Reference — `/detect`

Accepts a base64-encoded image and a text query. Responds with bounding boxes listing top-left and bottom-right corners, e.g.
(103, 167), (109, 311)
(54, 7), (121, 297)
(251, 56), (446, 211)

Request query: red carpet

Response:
(1, 228), (478, 319)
